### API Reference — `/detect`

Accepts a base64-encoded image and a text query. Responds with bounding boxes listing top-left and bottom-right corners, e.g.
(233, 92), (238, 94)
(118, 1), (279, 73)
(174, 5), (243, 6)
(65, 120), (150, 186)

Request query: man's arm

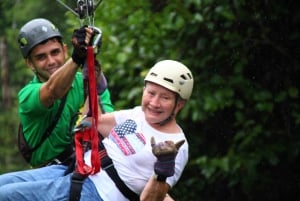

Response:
(140, 176), (173, 201)
(40, 27), (94, 108)
(140, 137), (185, 201)
(40, 59), (79, 107)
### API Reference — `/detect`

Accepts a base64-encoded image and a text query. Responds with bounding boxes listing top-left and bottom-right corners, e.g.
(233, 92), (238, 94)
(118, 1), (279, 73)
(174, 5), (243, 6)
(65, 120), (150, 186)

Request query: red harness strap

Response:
(70, 47), (139, 201)
(74, 46), (100, 176)
(69, 47), (101, 201)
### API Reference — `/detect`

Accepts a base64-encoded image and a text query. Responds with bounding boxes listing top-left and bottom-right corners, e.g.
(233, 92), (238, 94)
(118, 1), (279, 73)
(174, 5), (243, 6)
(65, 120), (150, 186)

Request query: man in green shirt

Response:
(17, 18), (113, 167)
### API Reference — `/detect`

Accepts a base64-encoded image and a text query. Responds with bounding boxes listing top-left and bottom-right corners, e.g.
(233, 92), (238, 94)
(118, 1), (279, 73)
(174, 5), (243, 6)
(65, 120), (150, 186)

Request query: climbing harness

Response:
(69, 46), (100, 201)
(56, 1), (139, 200)
(56, 1), (102, 201)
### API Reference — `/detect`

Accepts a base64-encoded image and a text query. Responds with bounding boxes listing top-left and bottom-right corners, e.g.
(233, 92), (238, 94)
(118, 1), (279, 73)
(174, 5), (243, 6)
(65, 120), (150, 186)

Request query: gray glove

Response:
(151, 137), (185, 180)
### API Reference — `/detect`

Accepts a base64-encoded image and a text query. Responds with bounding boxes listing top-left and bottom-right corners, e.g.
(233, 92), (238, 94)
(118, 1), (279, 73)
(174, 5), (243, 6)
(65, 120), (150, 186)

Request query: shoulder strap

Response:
(31, 94), (68, 151)
(99, 139), (139, 201)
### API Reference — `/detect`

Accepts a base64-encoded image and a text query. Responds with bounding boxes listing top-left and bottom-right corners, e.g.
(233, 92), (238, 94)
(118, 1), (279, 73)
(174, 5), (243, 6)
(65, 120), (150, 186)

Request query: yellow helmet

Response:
(145, 60), (194, 100)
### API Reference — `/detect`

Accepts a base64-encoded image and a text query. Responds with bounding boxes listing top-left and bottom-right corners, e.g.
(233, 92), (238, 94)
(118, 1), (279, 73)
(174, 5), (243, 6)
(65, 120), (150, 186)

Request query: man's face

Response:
(26, 38), (68, 82)
(142, 82), (183, 126)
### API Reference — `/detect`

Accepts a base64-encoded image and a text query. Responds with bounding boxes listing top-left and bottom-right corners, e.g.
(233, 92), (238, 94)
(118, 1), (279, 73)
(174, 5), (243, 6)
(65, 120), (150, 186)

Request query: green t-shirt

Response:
(18, 72), (114, 166)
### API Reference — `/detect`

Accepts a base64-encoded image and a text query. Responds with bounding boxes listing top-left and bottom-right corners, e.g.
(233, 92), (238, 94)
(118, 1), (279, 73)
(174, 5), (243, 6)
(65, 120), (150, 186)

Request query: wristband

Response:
(71, 49), (86, 66)
(154, 173), (166, 182)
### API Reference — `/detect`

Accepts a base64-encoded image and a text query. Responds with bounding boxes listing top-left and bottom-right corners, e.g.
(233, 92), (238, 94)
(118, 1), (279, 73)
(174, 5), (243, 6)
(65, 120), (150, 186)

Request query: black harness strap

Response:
(99, 139), (139, 201)
(18, 94), (67, 164)
(69, 173), (87, 201)
(35, 94), (68, 149)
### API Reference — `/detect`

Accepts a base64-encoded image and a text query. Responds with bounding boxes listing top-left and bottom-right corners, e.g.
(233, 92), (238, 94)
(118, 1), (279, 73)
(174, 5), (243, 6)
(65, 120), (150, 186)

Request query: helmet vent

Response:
(18, 37), (27, 47)
(150, 72), (157, 77)
(163, 77), (174, 84)
(181, 73), (192, 80)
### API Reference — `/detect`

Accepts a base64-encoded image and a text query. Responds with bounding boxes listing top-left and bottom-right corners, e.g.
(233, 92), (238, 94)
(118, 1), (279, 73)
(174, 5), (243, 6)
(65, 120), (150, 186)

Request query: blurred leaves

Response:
(0, 0), (300, 200)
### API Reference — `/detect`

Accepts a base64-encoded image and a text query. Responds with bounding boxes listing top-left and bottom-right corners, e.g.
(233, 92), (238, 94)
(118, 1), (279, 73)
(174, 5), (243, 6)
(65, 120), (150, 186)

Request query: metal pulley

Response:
(76, 0), (94, 19)
(56, 0), (103, 21)
(56, 0), (103, 52)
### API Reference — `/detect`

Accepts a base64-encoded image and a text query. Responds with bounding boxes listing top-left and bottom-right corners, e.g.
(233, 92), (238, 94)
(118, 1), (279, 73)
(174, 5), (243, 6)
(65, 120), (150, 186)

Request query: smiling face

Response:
(142, 82), (185, 128)
(26, 38), (67, 82)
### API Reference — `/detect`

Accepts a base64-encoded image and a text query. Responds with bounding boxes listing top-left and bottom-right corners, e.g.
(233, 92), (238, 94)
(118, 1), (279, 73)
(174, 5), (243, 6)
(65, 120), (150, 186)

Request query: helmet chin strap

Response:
(156, 95), (179, 126)
(157, 114), (173, 126)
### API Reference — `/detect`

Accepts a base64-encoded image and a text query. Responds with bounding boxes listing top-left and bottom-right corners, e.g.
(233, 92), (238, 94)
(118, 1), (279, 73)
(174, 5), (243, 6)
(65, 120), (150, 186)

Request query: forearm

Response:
(140, 175), (170, 201)
(48, 59), (79, 96)
(41, 59), (79, 106)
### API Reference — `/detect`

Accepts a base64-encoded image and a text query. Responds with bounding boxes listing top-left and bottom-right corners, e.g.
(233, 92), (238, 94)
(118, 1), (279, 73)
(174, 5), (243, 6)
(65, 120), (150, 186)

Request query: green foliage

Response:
(0, 0), (299, 200)
(0, 108), (29, 173)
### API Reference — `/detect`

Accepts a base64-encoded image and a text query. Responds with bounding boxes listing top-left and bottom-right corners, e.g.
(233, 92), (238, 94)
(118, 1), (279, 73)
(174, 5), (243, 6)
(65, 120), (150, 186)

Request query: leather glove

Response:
(71, 25), (88, 66)
(151, 137), (185, 180)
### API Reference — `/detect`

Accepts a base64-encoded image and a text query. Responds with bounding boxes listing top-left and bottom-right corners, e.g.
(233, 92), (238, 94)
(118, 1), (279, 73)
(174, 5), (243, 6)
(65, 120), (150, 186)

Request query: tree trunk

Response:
(0, 36), (11, 108)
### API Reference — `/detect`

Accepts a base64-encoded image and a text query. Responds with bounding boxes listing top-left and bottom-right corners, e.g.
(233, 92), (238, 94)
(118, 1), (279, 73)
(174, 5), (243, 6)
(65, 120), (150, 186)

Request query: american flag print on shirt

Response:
(110, 119), (146, 155)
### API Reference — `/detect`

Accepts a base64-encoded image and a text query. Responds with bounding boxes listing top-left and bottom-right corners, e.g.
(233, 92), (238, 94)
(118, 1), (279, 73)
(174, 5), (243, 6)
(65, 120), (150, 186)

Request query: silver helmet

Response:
(17, 18), (62, 58)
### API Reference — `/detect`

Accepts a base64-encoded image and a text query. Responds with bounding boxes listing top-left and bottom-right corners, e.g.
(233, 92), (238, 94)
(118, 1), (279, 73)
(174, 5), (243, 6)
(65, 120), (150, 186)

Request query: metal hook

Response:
(56, 0), (103, 21)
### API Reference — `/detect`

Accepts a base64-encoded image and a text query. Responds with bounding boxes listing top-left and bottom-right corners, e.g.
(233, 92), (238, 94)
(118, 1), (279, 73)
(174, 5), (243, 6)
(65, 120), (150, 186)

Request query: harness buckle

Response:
(102, 163), (114, 170)
(53, 158), (62, 164)
(101, 155), (113, 170)
(71, 178), (84, 184)
(71, 172), (87, 183)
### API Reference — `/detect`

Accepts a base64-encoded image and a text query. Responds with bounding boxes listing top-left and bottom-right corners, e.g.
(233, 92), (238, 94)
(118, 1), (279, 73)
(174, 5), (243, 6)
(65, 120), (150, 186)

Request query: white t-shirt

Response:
(86, 106), (189, 201)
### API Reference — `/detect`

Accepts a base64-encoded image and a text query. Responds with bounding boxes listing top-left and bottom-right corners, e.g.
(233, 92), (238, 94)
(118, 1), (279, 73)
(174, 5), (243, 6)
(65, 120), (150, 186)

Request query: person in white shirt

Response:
(0, 60), (194, 201)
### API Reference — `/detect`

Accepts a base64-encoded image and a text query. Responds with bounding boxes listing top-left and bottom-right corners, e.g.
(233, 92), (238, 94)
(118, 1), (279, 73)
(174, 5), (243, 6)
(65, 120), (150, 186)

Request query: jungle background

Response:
(0, 0), (299, 200)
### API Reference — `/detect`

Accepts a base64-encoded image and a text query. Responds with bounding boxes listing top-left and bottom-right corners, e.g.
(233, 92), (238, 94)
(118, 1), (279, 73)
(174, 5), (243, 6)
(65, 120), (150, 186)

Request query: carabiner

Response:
(88, 26), (102, 54)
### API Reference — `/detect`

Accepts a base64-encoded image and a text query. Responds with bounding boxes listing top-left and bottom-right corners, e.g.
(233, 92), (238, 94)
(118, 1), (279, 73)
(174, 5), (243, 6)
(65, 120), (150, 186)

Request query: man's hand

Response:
(140, 138), (184, 200)
(71, 26), (94, 66)
(151, 137), (185, 180)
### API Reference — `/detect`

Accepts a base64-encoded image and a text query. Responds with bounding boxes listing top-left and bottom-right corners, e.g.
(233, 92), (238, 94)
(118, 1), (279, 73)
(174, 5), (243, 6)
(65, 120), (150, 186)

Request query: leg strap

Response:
(69, 173), (87, 201)
(69, 157), (139, 201)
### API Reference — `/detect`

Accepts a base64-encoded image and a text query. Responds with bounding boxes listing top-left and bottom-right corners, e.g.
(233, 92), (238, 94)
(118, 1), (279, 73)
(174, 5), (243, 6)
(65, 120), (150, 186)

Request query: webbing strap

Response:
(69, 173), (86, 201)
(86, 46), (100, 174)
(69, 136), (139, 201)
(69, 47), (100, 201)
(99, 140), (139, 201)
(74, 130), (94, 175)
(73, 47), (100, 177)
(70, 47), (139, 200)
